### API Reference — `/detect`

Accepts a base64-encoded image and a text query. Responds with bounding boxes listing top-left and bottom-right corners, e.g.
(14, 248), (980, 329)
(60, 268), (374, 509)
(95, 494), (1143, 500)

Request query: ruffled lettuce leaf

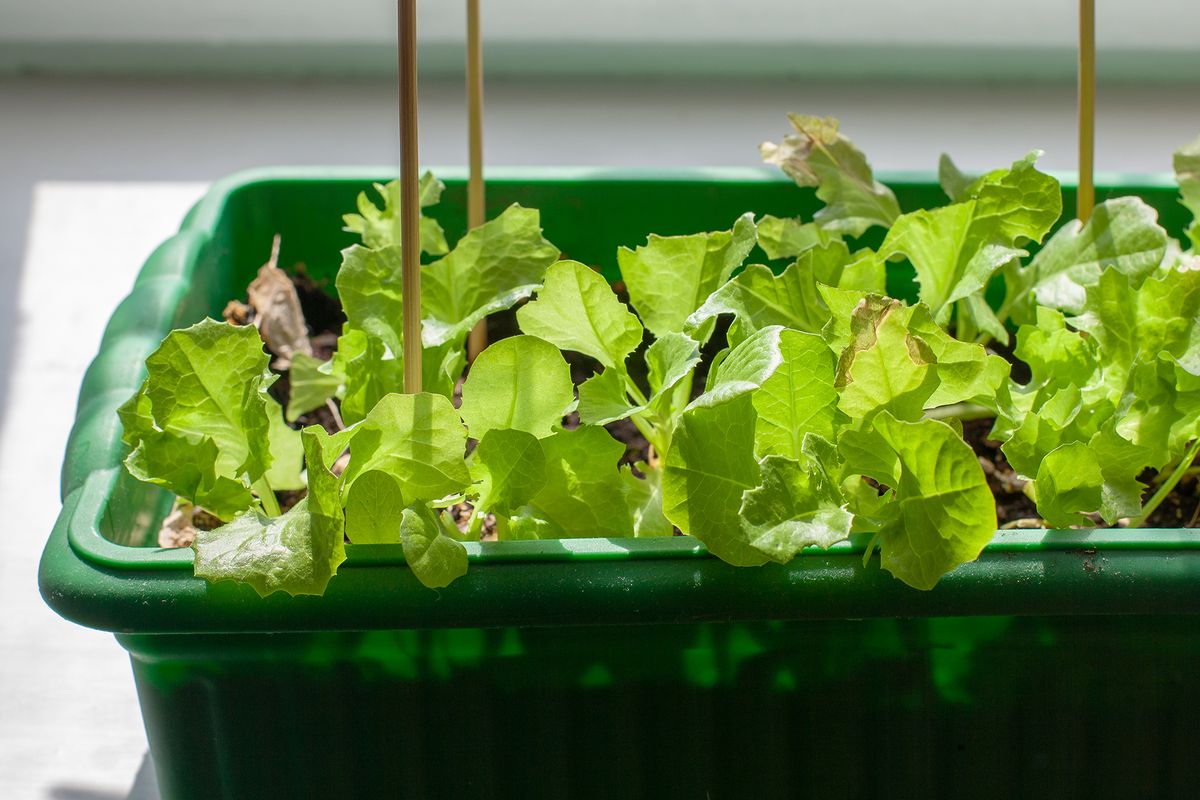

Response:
(192, 426), (347, 597)
(1174, 134), (1200, 249)
(118, 319), (296, 519)
(343, 171), (450, 255)
(617, 213), (757, 339)
(840, 413), (996, 590)
(1001, 196), (1168, 323)
(761, 114), (900, 237)
(880, 152), (1060, 336)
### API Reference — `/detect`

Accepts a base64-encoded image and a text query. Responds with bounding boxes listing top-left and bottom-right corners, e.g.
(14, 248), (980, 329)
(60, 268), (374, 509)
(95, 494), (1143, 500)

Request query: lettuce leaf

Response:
(343, 171), (450, 255)
(119, 319), (294, 519)
(458, 335), (574, 439)
(192, 426), (347, 597)
(761, 114), (900, 237)
(618, 214), (757, 339)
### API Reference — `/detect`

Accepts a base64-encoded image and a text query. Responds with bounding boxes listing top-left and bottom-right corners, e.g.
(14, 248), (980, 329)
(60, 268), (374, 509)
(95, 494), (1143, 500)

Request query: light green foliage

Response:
(472, 429), (547, 516)
(881, 153), (1060, 333)
(644, 332), (701, 419)
(344, 470), (405, 544)
(761, 114), (900, 236)
(341, 392), (471, 503)
(421, 204), (560, 347)
(700, 325), (787, 408)
(577, 366), (644, 426)
(285, 352), (343, 422)
(756, 214), (840, 260)
(617, 213), (757, 339)
(118, 319), (290, 519)
(835, 297), (939, 422)
(265, 404), (305, 491)
(1002, 197), (1168, 322)
(996, 263), (1200, 525)
(687, 261), (834, 340)
(840, 413), (996, 591)
(191, 426), (348, 597)
(1034, 443), (1103, 528)
(937, 154), (973, 202)
(399, 501), (469, 589)
(342, 171), (450, 255)
(458, 335), (574, 439)
(1174, 134), (1200, 248)
(506, 426), (651, 540)
(333, 204), (559, 418)
(739, 453), (852, 562)
(336, 245), (406, 357)
(662, 393), (768, 566)
(517, 260), (644, 369)
(752, 329), (840, 458)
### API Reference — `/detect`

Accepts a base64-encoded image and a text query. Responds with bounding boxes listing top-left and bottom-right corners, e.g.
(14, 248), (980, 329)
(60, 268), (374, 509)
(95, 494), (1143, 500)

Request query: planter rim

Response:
(40, 166), (1200, 634)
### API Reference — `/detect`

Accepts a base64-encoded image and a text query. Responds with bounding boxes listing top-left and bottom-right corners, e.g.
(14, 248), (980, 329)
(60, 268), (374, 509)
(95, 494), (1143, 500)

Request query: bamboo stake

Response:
(466, 0), (488, 362)
(1077, 0), (1095, 223)
(398, 0), (422, 393)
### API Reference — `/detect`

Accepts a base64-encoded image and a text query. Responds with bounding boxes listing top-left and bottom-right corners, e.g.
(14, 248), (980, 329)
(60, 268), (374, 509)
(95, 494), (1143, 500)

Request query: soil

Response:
(165, 258), (1200, 545)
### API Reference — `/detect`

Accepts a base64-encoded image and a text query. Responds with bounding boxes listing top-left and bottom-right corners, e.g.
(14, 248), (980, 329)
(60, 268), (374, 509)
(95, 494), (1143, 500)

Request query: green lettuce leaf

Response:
(617, 213), (757, 339)
(1174, 134), (1200, 248)
(840, 413), (996, 590)
(751, 329), (840, 459)
(880, 153), (1060, 328)
(739, 452), (852, 562)
(577, 366), (645, 426)
(343, 469), (405, 544)
(937, 154), (974, 202)
(472, 428), (547, 516)
(662, 392), (767, 566)
(507, 426), (643, 539)
(341, 392), (471, 503)
(756, 214), (841, 260)
(686, 261), (833, 340)
(517, 260), (644, 370)
(760, 114), (900, 236)
(834, 297), (938, 423)
(342, 172), (450, 255)
(285, 352), (343, 422)
(644, 331), (701, 420)
(119, 319), (282, 519)
(192, 426), (348, 597)
(458, 335), (574, 439)
(399, 501), (469, 589)
(421, 204), (560, 347)
(1001, 196), (1168, 322)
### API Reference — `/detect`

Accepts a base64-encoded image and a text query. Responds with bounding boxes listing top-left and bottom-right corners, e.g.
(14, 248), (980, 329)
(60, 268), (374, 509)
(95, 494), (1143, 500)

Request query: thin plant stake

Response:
(1077, 0), (1095, 223)
(398, 0), (422, 392)
(466, 0), (488, 361)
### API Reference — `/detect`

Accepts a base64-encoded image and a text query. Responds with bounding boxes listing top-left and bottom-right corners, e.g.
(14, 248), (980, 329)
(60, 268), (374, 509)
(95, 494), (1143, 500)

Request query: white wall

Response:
(2, 0), (1198, 80)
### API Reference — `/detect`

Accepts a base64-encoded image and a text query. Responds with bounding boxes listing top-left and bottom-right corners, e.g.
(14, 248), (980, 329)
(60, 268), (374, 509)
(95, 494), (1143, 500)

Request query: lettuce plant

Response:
(118, 123), (1200, 599)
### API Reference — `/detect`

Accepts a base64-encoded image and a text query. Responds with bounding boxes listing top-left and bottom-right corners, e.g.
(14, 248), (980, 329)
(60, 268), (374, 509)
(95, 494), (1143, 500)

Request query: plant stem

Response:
(955, 300), (977, 345)
(1132, 438), (1200, 527)
(254, 477), (282, 517)
(925, 403), (995, 423)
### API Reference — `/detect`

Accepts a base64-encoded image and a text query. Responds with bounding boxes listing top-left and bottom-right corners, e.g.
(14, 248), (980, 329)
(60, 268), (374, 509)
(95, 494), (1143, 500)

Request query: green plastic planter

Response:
(41, 168), (1200, 798)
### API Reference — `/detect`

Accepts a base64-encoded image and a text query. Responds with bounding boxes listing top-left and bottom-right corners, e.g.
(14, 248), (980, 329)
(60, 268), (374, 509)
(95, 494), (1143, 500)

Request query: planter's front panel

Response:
(122, 615), (1200, 799)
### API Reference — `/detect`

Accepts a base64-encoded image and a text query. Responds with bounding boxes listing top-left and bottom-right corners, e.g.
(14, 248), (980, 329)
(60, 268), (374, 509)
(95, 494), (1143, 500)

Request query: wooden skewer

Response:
(466, 0), (488, 362)
(398, 0), (422, 393)
(1077, 0), (1095, 223)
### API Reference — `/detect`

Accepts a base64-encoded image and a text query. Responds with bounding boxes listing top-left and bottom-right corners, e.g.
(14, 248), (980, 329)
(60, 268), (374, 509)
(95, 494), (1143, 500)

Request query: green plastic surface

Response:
(37, 169), (1200, 798)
